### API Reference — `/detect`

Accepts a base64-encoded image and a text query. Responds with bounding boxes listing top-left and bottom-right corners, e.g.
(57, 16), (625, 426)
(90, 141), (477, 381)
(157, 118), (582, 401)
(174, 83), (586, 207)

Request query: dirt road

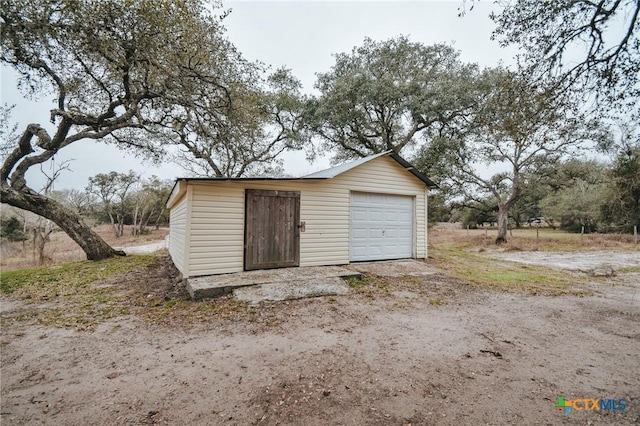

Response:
(1, 259), (639, 425)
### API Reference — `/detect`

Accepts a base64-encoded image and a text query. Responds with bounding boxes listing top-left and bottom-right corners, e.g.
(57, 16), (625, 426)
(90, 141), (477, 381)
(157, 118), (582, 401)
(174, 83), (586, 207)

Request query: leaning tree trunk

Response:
(495, 206), (509, 244)
(1, 185), (125, 260)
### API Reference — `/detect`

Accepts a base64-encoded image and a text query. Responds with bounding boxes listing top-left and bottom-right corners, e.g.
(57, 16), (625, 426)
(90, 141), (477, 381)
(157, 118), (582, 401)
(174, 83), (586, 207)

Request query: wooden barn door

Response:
(244, 190), (300, 270)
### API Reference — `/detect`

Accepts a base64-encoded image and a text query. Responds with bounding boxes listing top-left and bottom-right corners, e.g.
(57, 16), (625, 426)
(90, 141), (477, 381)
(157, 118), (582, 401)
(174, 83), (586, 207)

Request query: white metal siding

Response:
(189, 185), (245, 276)
(182, 155), (428, 277)
(168, 193), (188, 275)
(339, 156), (427, 260)
(350, 192), (414, 261)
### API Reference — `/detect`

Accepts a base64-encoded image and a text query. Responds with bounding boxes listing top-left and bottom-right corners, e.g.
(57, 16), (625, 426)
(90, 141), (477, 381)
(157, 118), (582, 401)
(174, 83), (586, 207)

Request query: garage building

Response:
(166, 151), (436, 278)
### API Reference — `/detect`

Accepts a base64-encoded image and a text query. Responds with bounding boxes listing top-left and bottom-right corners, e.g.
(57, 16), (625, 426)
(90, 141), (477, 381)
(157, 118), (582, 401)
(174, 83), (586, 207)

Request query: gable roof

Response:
(167, 151), (437, 208)
(304, 150), (437, 188)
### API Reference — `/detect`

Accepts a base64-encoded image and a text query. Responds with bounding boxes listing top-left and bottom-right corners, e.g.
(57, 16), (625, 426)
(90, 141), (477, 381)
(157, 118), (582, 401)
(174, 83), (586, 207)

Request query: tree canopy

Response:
(414, 69), (607, 242)
(490, 0), (640, 120)
(305, 36), (479, 163)
(171, 68), (306, 177)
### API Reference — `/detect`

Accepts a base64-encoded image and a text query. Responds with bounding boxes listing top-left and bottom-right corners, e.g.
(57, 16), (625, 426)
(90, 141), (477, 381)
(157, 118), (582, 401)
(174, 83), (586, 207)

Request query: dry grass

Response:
(429, 244), (590, 296)
(0, 225), (168, 272)
(425, 225), (639, 295)
(0, 254), (159, 330)
(430, 225), (639, 252)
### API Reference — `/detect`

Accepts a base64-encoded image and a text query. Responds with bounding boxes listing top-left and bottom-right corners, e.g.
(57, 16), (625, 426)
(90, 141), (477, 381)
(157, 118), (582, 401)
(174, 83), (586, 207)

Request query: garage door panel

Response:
(399, 212), (412, 223)
(352, 228), (367, 239)
(385, 246), (399, 256)
(352, 246), (368, 257)
(369, 228), (384, 238)
(353, 210), (367, 221)
(351, 192), (368, 205)
(369, 194), (385, 205)
(368, 245), (384, 256)
(398, 228), (412, 238)
(384, 228), (398, 238)
(350, 192), (414, 262)
(385, 211), (399, 221)
(368, 211), (384, 222)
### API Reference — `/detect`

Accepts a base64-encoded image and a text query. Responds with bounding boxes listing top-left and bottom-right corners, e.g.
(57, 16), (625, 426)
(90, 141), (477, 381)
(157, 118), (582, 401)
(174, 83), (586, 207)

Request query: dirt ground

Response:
(1, 254), (639, 425)
(490, 250), (640, 272)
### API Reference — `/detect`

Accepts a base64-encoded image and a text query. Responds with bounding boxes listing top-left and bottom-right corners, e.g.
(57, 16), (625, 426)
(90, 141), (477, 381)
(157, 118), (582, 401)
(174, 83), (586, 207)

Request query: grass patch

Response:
(0, 255), (157, 331)
(346, 276), (368, 288)
(344, 275), (393, 299)
(0, 255), (156, 298)
(618, 266), (640, 273)
(431, 227), (639, 252)
(429, 242), (588, 295)
(0, 254), (288, 332)
(429, 297), (445, 306)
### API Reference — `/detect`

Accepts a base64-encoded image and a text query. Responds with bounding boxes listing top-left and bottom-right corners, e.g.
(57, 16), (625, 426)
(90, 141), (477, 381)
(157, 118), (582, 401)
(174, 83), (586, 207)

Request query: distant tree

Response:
(305, 36), (479, 163)
(87, 171), (138, 238)
(458, 198), (498, 229)
(29, 160), (72, 264)
(415, 69), (607, 243)
(541, 181), (609, 233)
(489, 0), (640, 119)
(0, 103), (18, 158)
(539, 160), (609, 232)
(427, 192), (452, 223)
(0, 0), (252, 260)
(601, 145), (640, 232)
(51, 189), (96, 216)
(509, 190), (542, 228)
(128, 177), (172, 235)
(0, 216), (28, 241)
(510, 157), (610, 227)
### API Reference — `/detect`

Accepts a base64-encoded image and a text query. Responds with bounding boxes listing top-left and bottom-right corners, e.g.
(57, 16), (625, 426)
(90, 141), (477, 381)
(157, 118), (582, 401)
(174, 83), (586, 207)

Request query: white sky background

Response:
(0, 0), (519, 191)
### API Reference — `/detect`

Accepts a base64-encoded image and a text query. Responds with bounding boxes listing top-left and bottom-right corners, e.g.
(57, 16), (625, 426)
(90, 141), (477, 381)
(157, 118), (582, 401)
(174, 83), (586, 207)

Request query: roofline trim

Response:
(388, 152), (438, 188)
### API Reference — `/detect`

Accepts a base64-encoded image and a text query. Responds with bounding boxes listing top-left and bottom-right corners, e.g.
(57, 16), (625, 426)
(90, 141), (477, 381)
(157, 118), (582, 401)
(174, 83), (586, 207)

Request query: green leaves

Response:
(306, 36), (479, 163)
(1, 0), (239, 151)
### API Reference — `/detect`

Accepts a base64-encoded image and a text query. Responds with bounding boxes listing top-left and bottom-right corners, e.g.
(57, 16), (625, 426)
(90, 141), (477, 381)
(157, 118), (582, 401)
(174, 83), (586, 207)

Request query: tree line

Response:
(1, 0), (638, 259)
(1, 172), (172, 263)
(442, 146), (640, 235)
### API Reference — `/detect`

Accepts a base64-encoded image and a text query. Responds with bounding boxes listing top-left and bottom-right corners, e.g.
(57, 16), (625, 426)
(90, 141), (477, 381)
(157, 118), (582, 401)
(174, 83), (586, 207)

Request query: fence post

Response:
(32, 228), (36, 266)
(536, 227), (539, 239)
(635, 225), (638, 245)
(467, 225), (469, 236)
(581, 226), (585, 241)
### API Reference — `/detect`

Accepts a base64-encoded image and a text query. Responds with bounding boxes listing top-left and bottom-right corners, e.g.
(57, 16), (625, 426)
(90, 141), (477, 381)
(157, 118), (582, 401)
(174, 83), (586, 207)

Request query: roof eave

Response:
(388, 152), (439, 189)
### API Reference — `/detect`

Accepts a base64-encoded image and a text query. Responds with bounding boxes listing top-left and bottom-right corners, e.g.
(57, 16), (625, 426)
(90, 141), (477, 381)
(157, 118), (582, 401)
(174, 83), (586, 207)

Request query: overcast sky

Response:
(0, 0), (518, 191)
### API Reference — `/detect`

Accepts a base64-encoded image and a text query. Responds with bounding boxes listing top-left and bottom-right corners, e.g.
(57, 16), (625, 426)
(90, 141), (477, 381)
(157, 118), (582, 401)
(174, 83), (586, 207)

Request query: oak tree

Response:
(415, 69), (606, 243)
(0, 0), (250, 259)
(305, 36), (479, 163)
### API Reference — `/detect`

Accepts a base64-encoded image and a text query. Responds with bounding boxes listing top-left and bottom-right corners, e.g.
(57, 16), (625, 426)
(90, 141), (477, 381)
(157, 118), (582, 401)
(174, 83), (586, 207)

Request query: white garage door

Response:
(350, 192), (414, 262)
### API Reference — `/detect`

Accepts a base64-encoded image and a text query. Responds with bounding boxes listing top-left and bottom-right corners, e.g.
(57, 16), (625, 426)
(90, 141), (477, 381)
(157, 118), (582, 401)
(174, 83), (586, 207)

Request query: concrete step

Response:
(233, 277), (350, 305)
(185, 265), (360, 300)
